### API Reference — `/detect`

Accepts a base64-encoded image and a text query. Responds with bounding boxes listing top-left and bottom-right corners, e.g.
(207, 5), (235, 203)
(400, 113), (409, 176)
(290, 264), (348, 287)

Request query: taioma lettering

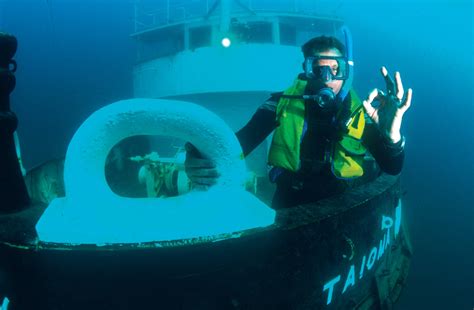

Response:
(323, 200), (402, 305)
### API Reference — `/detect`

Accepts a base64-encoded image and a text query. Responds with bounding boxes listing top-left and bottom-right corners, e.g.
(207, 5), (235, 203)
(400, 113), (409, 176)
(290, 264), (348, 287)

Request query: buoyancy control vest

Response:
(268, 78), (367, 179)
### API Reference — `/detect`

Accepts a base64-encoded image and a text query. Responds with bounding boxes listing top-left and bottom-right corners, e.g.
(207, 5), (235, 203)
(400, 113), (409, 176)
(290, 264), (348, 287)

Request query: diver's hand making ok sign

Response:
(362, 67), (412, 144)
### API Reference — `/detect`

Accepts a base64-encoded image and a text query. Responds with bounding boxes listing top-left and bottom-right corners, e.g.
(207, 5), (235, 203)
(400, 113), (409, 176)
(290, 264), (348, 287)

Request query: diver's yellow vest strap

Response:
(331, 89), (367, 179)
(268, 81), (367, 179)
(345, 90), (365, 139)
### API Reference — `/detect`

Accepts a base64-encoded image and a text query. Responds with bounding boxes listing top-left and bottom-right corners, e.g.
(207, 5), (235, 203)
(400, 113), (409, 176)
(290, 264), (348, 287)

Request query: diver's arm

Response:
(362, 122), (405, 175)
(235, 100), (278, 157)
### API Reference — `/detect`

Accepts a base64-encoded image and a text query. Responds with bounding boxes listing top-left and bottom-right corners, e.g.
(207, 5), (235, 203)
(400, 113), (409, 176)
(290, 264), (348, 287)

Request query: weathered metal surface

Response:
(0, 174), (411, 309)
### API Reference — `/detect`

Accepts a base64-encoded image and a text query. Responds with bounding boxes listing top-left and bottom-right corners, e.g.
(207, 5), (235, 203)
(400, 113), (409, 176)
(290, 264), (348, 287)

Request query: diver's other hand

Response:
(184, 142), (220, 189)
(362, 66), (412, 143)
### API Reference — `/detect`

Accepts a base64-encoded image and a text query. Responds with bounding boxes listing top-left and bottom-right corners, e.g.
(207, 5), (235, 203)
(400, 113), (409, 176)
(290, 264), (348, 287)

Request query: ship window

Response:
(189, 26), (212, 50)
(280, 23), (297, 46)
(231, 21), (272, 44)
(137, 26), (184, 62)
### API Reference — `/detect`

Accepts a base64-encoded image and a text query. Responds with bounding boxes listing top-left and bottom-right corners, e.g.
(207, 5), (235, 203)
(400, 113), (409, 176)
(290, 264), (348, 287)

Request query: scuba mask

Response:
(303, 26), (354, 110)
(304, 56), (349, 82)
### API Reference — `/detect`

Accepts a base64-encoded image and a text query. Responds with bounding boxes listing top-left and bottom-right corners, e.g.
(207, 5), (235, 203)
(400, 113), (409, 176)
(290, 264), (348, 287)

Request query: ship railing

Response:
(133, 0), (340, 33)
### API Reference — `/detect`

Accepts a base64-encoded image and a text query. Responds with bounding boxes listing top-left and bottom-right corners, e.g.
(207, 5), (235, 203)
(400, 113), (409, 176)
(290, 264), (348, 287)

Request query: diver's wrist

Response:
(384, 134), (405, 150)
(388, 134), (401, 144)
(382, 130), (401, 144)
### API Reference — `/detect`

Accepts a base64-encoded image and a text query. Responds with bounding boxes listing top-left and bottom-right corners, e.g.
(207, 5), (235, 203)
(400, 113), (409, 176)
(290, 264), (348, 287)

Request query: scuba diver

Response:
(185, 32), (412, 209)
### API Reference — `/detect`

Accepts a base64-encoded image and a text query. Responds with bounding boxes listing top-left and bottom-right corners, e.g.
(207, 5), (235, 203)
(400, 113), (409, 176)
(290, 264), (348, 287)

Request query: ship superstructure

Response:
(131, 0), (345, 178)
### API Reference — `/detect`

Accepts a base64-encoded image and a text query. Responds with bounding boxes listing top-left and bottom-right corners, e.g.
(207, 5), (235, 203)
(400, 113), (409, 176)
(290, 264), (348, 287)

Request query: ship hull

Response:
(0, 174), (411, 309)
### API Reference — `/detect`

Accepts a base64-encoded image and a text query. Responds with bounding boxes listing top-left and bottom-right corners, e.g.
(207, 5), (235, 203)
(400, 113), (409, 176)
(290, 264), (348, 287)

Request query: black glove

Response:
(184, 142), (220, 188)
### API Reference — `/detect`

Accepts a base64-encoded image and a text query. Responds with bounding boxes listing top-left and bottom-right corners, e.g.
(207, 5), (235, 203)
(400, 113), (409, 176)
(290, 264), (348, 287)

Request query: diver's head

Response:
(301, 36), (348, 96)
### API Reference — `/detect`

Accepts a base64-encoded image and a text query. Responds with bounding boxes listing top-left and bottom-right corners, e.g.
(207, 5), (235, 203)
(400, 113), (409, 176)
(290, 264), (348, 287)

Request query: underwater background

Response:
(0, 0), (472, 309)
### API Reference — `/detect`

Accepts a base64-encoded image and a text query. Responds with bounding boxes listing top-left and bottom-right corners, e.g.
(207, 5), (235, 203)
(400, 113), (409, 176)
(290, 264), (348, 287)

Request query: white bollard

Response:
(36, 99), (275, 245)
